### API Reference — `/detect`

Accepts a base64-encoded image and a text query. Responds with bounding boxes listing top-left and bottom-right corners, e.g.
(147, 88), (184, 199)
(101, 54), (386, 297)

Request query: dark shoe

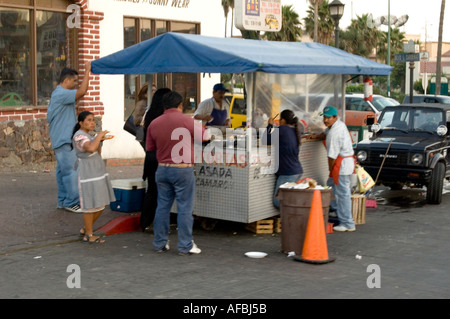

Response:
(156, 241), (170, 252)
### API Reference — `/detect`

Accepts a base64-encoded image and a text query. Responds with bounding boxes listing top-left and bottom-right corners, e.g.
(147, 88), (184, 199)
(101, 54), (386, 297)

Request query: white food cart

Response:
(92, 32), (392, 224)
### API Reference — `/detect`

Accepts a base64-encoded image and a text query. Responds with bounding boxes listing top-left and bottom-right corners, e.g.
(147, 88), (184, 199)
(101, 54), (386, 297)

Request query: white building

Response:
(0, 0), (224, 165)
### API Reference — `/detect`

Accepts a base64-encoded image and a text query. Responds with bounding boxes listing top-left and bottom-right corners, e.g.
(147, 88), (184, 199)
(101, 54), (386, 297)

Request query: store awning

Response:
(91, 32), (392, 76)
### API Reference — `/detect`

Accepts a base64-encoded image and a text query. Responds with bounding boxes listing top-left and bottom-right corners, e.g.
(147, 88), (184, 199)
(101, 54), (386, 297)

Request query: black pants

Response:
(140, 151), (158, 230)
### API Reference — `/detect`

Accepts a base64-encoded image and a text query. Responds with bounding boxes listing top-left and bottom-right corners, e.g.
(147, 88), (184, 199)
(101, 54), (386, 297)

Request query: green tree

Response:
(340, 14), (383, 57)
(303, 0), (334, 44)
(308, 0), (324, 42)
(263, 5), (302, 41)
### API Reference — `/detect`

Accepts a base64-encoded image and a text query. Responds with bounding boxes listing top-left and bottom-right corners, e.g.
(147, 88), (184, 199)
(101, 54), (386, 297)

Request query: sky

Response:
(229, 0), (450, 43)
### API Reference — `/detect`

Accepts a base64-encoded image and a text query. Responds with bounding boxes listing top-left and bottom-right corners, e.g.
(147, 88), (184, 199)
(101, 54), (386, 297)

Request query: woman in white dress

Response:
(72, 111), (116, 243)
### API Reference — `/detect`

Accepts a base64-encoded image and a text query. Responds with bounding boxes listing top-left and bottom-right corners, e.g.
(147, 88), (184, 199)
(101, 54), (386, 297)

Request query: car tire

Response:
(426, 162), (445, 204)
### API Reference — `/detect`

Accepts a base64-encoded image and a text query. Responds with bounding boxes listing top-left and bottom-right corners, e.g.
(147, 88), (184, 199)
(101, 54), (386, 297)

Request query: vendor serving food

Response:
(194, 83), (231, 127)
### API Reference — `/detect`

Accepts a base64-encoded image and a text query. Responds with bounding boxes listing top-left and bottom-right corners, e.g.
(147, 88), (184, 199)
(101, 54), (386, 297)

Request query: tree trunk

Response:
(314, 2), (319, 42)
(435, 0), (446, 95)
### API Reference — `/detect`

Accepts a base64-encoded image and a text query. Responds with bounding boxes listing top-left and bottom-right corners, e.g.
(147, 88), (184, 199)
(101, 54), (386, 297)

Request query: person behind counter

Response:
(194, 83), (231, 127)
(146, 91), (206, 255)
(140, 87), (172, 231)
(321, 106), (356, 232)
(263, 109), (304, 209)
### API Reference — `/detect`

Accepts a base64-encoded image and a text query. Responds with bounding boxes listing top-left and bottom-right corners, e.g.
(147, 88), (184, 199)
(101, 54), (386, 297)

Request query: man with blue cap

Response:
(194, 83), (231, 127)
(321, 106), (356, 232)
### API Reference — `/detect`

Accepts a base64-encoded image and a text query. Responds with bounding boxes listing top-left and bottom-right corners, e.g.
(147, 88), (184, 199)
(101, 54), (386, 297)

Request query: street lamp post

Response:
(328, 0), (345, 48)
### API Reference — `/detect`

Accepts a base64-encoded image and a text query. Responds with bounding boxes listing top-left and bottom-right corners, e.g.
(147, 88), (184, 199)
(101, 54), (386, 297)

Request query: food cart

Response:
(92, 32), (392, 224)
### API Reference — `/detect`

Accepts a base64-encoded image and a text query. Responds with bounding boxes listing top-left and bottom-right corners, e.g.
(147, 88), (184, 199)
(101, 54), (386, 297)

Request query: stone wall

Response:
(0, 119), (54, 168)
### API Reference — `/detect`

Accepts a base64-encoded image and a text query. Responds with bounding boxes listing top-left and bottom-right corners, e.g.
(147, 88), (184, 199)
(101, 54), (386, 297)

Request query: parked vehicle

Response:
(226, 93), (400, 129)
(355, 103), (450, 204)
(345, 93), (399, 126)
(402, 94), (450, 104)
(225, 94), (246, 128)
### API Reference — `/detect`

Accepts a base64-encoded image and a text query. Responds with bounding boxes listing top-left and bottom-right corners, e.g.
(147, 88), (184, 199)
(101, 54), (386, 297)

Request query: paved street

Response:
(1, 165), (449, 301)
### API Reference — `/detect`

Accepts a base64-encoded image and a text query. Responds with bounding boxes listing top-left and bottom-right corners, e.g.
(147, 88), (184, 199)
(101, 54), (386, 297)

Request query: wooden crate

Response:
(245, 219), (274, 234)
(351, 194), (366, 225)
(273, 217), (282, 233)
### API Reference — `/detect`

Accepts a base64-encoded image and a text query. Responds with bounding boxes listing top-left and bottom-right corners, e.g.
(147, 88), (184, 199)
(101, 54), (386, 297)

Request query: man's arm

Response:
(75, 61), (91, 101)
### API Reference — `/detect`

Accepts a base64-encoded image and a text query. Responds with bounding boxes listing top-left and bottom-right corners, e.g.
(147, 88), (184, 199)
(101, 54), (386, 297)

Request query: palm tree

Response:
(340, 14), (383, 57)
(435, 0), (446, 95)
(229, 0), (235, 37)
(222, 0), (230, 37)
(303, 0), (334, 44)
(309, 0), (324, 42)
(264, 5), (302, 42)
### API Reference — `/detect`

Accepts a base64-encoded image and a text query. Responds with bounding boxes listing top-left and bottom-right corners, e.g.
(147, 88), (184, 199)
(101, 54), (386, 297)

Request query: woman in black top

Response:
(140, 88), (171, 230)
(264, 109), (303, 209)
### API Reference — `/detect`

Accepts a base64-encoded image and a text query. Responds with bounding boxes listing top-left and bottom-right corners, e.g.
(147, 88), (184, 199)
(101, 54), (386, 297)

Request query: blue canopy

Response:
(91, 32), (392, 76)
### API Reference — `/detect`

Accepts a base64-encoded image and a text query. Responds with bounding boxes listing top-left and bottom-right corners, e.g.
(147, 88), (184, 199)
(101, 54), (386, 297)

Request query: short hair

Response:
(162, 91), (183, 109)
(59, 67), (78, 83)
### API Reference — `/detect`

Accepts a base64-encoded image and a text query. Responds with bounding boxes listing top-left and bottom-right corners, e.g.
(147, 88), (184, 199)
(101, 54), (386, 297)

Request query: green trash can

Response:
(276, 188), (331, 255)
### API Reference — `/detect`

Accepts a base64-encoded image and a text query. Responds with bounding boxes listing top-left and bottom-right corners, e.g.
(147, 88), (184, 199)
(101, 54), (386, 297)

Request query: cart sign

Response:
(235, 0), (282, 32)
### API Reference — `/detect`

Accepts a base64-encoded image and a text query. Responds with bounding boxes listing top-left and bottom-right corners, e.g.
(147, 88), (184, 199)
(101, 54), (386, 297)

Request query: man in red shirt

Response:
(146, 91), (206, 255)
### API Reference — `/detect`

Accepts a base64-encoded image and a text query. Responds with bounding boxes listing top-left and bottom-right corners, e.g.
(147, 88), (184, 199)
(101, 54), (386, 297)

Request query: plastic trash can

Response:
(276, 188), (331, 255)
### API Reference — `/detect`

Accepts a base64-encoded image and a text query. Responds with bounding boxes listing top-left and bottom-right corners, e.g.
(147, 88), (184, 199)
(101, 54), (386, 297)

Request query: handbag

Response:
(123, 114), (145, 142)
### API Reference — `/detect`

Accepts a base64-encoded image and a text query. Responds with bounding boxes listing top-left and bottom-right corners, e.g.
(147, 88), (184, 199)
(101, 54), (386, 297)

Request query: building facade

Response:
(0, 0), (223, 167)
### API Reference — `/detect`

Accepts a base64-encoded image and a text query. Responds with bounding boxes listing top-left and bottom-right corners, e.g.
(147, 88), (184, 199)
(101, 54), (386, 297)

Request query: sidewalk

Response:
(1, 164), (450, 299)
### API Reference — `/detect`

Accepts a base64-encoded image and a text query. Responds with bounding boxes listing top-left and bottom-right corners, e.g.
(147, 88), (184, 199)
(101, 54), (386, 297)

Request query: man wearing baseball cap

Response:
(321, 106), (356, 232)
(194, 83), (231, 127)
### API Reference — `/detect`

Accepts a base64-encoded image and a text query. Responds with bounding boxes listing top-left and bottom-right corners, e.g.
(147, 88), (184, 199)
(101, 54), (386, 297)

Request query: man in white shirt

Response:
(322, 106), (356, 232)
(194, 83), (231, 127)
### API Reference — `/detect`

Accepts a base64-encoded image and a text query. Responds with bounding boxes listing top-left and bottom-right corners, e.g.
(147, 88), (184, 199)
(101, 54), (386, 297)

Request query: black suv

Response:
(355, 104), (450, 204)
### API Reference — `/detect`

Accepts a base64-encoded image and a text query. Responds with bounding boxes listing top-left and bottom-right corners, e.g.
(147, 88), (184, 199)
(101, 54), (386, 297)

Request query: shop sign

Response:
(113, 0), (191, 8)
(235, 0), (282, 32)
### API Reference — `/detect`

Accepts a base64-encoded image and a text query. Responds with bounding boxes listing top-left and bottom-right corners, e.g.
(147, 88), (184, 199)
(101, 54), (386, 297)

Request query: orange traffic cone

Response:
(294, 189), (335, 264)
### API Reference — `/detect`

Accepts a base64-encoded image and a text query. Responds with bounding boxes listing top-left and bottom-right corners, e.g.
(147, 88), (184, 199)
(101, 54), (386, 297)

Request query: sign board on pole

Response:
(394, 53), (420, 63)
(403, 40), (416, 53)
(420, 52), (429, 62)
(235, 0), (282, 32)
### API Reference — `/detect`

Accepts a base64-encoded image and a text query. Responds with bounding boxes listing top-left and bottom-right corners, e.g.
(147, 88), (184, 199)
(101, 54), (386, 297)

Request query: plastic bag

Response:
(356, 164), (375, 193)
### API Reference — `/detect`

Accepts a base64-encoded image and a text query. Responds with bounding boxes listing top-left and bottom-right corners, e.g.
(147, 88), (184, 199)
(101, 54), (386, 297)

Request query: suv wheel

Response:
(426, 162), (445, 204)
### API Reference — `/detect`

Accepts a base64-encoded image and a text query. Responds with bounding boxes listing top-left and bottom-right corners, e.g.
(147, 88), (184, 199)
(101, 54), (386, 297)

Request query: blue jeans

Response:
(273, 174), (302, 209)
(153, 166), (195, 253)
(54, 144), (79, 207)
(327, 176), (355, 228)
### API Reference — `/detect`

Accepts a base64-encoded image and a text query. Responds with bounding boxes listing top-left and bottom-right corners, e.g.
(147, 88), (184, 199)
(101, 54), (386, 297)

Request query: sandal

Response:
(83, 234), (105, 244)
(79, 228), (85, 237)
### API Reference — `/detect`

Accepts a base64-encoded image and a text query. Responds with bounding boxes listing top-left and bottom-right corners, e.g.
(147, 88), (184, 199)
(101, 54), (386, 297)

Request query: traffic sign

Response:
(394, 53), (420, 63)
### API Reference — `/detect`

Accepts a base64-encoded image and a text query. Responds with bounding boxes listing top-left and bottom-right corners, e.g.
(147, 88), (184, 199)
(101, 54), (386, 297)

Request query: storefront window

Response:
(36, 11), (71, 105)
(0, 8), (31, 107)
(0, 0), (74, 108)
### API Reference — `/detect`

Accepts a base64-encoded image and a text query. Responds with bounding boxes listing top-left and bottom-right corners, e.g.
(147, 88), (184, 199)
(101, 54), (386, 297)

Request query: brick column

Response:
(76, 0), (104, 117)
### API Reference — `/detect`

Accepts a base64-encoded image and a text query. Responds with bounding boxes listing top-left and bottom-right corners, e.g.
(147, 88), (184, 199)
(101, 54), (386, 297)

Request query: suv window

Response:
(379, 107), (444, 131)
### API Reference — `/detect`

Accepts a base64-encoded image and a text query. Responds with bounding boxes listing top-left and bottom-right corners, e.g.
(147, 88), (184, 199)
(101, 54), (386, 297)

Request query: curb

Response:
(97, 214), (142, 236)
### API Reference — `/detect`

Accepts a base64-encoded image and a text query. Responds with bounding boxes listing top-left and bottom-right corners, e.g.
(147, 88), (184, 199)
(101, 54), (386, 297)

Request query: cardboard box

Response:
(110, 178), (146, 213)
